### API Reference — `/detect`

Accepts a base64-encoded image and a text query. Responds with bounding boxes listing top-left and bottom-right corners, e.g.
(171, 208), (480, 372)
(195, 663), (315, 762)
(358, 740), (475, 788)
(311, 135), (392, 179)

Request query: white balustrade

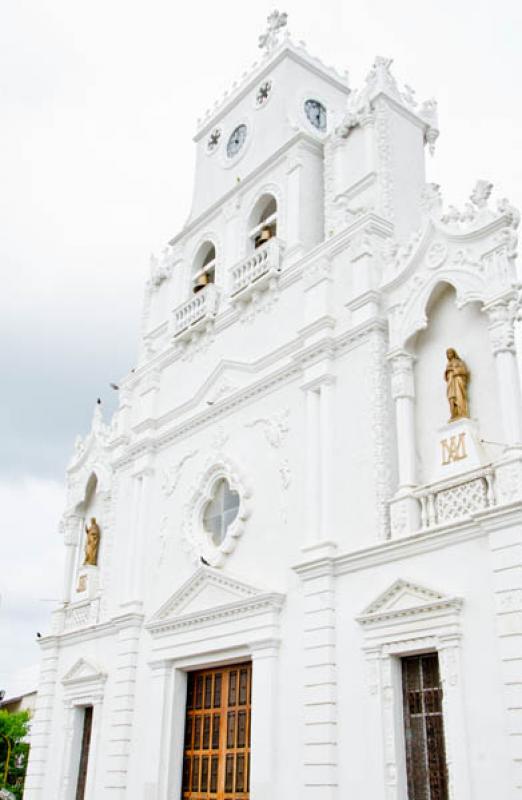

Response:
(415, 465), (496, 529)
(173, 283), (220, 338)
(63, 599), (99, 631)
(229, 238), (282, 299)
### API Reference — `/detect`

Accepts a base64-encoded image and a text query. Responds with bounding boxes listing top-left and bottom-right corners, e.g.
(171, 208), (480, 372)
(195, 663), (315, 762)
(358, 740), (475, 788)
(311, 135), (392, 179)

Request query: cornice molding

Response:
(294, 513), (493, 580)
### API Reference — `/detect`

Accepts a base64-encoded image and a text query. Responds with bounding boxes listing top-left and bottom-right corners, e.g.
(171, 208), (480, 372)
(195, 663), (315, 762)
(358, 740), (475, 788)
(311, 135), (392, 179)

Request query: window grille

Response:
(402, 653), (448, 800)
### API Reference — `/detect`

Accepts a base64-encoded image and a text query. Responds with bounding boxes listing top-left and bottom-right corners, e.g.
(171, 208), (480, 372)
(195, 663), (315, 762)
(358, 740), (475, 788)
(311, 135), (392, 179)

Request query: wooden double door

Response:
(182, 662), (251, 800)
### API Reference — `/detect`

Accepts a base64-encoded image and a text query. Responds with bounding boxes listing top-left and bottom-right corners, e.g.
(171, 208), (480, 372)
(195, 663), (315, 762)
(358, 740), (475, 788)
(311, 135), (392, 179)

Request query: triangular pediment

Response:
(357, 579), (462, 625)
(62, 657), (107, 686)
(151, 567), (267, 622)
(170, 359), (260, 417)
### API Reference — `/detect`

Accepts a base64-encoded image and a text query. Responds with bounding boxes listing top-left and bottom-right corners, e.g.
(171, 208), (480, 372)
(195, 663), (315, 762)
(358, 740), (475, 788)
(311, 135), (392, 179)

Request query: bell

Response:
(193, 273), (209, 293)
(259, 227), (272, 242)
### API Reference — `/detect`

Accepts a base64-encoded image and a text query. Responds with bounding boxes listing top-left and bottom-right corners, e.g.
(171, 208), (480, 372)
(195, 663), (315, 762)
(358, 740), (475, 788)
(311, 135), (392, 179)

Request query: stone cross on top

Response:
(258, 10), (288, 53)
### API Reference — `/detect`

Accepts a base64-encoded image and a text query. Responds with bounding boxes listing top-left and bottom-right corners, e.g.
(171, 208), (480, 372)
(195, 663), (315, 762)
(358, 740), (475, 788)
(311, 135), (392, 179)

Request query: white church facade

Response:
(26, 12), (522, 800)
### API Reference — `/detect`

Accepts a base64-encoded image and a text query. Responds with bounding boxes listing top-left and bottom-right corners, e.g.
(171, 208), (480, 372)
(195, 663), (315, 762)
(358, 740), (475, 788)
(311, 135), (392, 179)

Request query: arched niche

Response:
(394, 266), (487, 351)
(408, 281), (501, 483)
(71, 470), (107, 588)
(76, 472), (97, 514)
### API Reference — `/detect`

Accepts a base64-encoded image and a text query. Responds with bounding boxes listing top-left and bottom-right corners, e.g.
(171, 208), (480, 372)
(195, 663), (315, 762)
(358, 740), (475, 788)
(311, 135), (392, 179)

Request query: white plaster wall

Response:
(388, 105), (425, 238)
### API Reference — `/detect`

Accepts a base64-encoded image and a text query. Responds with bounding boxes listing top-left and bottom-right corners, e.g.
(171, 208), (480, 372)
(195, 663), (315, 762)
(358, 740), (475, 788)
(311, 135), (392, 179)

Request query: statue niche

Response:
(84, 517), (101, 566)
(444, 348), (470, 421)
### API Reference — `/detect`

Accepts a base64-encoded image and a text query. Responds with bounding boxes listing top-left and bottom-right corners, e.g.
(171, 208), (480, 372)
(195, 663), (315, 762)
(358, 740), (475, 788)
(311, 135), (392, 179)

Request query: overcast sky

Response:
(1, 0), (521, 694)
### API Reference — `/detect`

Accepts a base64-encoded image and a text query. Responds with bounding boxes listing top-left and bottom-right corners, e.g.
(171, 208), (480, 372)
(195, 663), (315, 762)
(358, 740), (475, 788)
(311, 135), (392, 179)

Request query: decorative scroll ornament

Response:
(161, 451), (198, 497)
(421, 183), (443, 216)
(246, 408), (289, 448)
(439, 179), (495, 229)
(258, 10), (288, 53)
(148, 245), (175, 289)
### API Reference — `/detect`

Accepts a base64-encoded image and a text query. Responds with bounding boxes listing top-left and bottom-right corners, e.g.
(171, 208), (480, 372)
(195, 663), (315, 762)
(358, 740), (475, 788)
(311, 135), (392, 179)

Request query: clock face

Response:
(304, 99), (327, 131)
(227, 124), (247, 158)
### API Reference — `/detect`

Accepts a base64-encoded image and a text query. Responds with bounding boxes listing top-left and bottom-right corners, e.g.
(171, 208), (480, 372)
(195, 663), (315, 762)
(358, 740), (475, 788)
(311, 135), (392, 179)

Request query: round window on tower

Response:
(304, 99), (327, 132)
(202, 478), (240, 546)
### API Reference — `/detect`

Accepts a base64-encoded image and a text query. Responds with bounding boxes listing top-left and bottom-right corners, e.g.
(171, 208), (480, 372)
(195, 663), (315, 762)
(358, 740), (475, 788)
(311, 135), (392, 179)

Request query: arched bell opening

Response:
(248, 194), (278, 251)
(192, 241), (216, 294)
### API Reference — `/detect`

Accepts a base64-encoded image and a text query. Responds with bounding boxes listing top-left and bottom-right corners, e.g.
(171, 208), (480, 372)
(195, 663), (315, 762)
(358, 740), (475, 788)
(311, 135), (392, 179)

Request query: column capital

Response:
(483, 295), (518, 354)
(248, 638), (281, 658)
(61, 513), (83, 546)
(387, 348), (416, 399)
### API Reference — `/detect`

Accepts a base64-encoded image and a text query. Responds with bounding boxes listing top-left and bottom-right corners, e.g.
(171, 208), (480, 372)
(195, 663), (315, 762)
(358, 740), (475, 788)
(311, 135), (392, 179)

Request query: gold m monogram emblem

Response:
(441, 433), (467, 465)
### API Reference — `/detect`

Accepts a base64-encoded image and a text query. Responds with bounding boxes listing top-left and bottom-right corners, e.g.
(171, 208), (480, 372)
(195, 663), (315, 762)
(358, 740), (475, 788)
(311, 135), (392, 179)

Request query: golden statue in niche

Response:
(444, 348), (470, 421)
(84, 517), (101, 566)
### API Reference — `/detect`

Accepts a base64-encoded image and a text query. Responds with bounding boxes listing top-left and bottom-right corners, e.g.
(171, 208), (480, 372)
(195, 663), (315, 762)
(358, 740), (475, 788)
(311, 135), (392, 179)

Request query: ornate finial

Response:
(470, 179), (493, 209)
(258, 10), (288, 53)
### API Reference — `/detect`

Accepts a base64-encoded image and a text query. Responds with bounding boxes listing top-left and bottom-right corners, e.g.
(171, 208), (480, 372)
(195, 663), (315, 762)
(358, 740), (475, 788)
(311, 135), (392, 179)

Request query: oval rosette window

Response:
(203, 478), (240, 546)
(183, 458), (251, 567)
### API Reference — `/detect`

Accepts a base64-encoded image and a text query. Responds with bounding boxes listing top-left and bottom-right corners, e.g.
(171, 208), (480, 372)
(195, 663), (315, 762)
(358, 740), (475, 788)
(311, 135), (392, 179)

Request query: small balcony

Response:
(173, 283), (220, 339)
(389, 452), (522, 539)
(229, 238), (282, 301)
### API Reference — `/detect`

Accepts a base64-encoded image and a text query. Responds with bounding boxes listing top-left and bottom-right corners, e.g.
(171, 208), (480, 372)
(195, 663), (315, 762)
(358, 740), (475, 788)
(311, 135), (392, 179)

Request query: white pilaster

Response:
(319, 379), (335, 540)
(298, 558), (338, 800)
(85, 695), (104, 799)
(104, 616), (143, 797)
(143, 660), (178, 800)
(388, 349), (420, 536)
(122, 455), (154, 609)
(483, 511), (522, 799)
(305, 387), (320, 545)
(24, 639), (60, 799)
(389, 349), (416, 489)
(484, 296), (522, 446)
(250, 641), (279, 799)
(285, 152), (304, 260)
(62, 514), (82, 603)
(438, 638), (472, 800)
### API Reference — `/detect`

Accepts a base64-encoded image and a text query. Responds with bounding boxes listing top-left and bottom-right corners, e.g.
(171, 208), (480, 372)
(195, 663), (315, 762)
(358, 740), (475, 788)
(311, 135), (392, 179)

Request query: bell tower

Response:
(325, 56), (439, 240)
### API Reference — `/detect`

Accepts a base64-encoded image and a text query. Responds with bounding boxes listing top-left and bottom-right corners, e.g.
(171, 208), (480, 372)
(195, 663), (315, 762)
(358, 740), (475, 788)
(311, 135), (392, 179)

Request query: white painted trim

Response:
(59, 659), (106, 800)
(357, 579), (470, 800)
(146, 573), (283, 800)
